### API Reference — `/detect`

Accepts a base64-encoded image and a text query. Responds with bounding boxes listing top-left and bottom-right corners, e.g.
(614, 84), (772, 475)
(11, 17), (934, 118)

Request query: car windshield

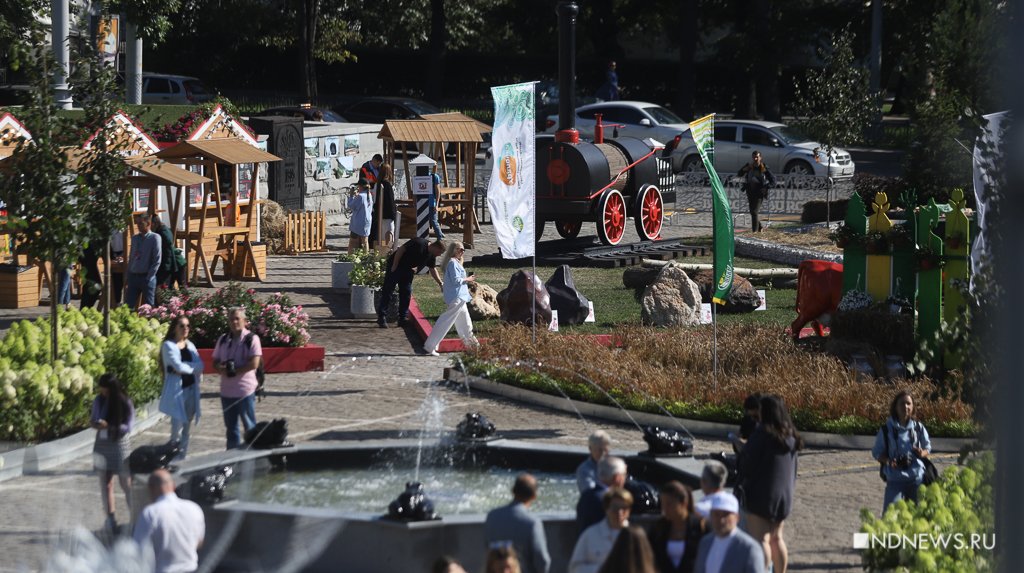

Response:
(643, 106), (684, 125)
(404, 100), (443, 116)
(773, 125), (814, 144)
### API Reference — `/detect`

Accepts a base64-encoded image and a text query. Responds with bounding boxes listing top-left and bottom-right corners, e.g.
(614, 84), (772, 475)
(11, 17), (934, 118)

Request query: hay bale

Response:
(261, 200), (288, 254)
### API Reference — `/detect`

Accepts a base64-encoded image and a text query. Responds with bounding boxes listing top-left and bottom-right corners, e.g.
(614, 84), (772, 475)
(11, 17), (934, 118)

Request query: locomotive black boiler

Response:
(536, 0), (675, 246)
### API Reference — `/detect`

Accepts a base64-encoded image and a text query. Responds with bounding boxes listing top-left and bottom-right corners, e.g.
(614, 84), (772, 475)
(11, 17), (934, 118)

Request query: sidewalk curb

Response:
(0, 399), (165, 484)
(444, 371), (973, 453)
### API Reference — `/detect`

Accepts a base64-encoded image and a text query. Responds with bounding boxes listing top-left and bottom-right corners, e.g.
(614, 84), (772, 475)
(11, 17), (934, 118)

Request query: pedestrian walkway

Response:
(0, 231), (930, 572)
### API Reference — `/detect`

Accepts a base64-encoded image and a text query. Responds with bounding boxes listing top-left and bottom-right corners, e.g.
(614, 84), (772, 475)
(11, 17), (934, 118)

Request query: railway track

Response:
(471, 237), (707, 268)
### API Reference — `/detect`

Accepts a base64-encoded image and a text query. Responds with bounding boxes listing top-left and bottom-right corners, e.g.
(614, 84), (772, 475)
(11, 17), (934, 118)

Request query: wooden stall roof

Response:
(378, 120), (483, 144)
(154, 138), (281, 165)
(82, 111), (159, 156)
(422, 112), (492, 134)
(125, 156), (212, 186)
(0, 112), (32, 160)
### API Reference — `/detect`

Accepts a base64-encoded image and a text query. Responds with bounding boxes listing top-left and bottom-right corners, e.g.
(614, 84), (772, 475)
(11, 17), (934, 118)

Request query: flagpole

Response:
(712, 301), (718, 391)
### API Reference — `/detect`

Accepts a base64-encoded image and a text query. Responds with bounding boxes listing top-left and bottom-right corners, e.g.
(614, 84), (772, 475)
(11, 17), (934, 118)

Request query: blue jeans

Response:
(428, 204), (444, 240)
(56, 268), (72, 305)
(221, 394), (257, 449)
(883, 479), (921, 510)
(125, 273), (156, 309)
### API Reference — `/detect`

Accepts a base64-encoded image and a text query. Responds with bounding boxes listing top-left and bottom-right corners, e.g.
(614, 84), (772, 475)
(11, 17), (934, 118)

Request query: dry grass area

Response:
(754, 226), (842, 253)
(465, 324), (974, 436)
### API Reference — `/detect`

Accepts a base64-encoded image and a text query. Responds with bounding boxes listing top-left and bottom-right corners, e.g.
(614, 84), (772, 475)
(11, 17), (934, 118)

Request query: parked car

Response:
(336, 97), (445, 123)
(252, 106), (347, 123)
(543, 100), (691, 172)
(141, 73), (214, 105)
(676, 120), (855, 179)
(534, 79), (600, 133)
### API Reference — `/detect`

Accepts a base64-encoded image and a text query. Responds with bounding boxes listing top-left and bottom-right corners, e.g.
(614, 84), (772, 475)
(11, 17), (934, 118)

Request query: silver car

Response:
(677, 120), (855, 179)
(543, 101), (691, 172)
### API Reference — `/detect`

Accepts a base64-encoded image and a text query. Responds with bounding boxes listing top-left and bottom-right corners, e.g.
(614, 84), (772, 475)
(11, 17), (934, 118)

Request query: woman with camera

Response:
(872, 391), (932, 510)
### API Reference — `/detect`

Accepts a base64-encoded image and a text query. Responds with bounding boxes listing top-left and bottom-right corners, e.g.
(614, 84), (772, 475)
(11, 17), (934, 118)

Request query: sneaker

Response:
(397, 316), (409, 326)
(104, 514), (117, 534)
(427, 350), (440, 357)
(377, 318), (389, 329)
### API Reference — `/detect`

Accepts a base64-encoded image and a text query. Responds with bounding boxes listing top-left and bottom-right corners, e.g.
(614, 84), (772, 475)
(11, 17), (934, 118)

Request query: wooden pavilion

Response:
(377, 119), (483, 247)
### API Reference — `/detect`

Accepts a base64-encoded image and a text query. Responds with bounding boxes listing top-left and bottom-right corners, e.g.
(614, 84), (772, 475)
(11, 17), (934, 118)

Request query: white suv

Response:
(141, 73), (214, 105)
(543, 101), (691, 172)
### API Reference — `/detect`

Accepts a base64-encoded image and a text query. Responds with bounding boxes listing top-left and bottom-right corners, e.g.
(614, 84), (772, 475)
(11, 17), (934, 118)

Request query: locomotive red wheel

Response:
(596, 189), (626, 246)
(633, 184), (664, 241)
(556, 220), (582, 239)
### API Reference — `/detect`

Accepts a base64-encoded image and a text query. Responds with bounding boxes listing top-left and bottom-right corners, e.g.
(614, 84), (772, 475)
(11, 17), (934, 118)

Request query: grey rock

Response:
(691, 269), (762, 314)
(468, 282), (501, 320)
(640, 264), (701, 327)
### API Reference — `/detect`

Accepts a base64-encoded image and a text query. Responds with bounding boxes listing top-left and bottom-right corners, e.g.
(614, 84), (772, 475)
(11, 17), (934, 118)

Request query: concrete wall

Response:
(300, 123), (383, 227)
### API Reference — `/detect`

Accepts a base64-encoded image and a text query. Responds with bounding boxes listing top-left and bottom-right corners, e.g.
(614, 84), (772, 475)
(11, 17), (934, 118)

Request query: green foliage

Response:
(103, 0), (182, 44)
(348, 249), (387, 288)
(0, 307), (163, 441)
(902, 93), (976, 206)
(828, 223), (864, 248)
(859, 453), (995, 572)
(793, 27), (881, 151)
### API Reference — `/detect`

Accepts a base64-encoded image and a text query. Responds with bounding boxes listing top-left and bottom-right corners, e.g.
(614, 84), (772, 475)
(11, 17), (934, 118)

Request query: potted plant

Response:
(945, 232), (965, 250)
(828, 224), (862, 249)
(887, 224), (914, 250)
(915, 246), (944, 271)
(863, 231), (889, 254)
(332, 252), (357, 291)
(348, 249), (387, 319)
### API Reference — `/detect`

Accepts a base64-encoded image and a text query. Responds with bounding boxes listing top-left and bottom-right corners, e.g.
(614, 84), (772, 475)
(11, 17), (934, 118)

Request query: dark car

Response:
(335, 97), (445, 123)
(252, 106), (347, 123)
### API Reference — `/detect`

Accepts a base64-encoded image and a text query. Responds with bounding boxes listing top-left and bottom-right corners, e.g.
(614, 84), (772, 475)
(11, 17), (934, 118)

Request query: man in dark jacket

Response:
(376, 237), (445, 327)
(737, 151), (777, 233)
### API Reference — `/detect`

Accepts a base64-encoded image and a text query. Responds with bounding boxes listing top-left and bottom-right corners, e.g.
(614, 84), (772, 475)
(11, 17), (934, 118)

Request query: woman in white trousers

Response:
(423, 241), (478, 356)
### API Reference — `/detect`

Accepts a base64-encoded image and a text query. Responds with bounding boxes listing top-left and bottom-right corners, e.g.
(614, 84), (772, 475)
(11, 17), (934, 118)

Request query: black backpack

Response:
(218, 332), (267, 401)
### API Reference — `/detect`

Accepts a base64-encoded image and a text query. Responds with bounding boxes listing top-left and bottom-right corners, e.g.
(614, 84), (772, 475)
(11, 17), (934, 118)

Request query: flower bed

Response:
(461, 324), (976, 437)
(0, 307), (163, 442)
(140, 282), (311, 348)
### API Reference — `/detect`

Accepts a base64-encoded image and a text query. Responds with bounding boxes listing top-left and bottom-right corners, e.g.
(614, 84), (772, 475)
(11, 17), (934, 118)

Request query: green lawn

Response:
(414, 256), (798, 335)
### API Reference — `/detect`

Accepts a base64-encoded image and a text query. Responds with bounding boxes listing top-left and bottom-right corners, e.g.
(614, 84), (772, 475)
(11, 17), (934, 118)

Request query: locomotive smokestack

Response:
(556, 1), (578, 137)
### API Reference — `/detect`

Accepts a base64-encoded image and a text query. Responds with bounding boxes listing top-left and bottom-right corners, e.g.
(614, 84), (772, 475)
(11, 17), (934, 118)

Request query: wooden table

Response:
(184, 225), (260, 286)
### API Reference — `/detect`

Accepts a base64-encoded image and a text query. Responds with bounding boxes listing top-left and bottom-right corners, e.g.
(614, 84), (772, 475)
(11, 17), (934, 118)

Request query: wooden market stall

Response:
(378, 119), (482, 247)
(0, 113), (32, 271)
(155, 138), (280, 286)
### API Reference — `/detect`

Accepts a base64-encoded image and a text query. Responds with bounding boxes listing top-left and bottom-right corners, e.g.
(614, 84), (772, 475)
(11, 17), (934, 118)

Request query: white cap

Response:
(709, 492), (740, 514)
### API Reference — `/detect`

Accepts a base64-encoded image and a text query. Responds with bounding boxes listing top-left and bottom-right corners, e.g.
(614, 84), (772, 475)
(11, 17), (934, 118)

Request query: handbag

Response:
(914, 422), (939, 485)
(878, 424), (889, 482)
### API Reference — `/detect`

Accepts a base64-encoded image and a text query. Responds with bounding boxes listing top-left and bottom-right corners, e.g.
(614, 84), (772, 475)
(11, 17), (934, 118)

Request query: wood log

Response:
(640, 259), (798, 280)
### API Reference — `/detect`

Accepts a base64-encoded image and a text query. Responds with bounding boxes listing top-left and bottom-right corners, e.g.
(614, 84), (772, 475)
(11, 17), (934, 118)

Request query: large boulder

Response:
(467, 281), (501, 320)
(497, 270), (553, 326)
(691, 269), (761, 314)
(545, 265), (590, 326)
(641, 264), (702, 327)
(622, 266), (660, 289)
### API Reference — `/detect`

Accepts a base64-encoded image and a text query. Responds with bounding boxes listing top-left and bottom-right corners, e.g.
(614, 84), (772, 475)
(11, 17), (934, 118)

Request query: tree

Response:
(793, 28), (880, 224)
(0, 30), (130, 358)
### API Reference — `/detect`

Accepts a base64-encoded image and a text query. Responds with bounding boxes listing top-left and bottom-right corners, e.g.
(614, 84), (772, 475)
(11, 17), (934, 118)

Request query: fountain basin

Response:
(181, 439), (704, 572)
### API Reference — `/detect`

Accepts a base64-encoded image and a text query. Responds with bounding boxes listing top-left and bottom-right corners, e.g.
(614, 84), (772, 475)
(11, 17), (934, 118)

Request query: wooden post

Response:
(463, 142), (476, 247)
(841, 193), (867, 294)
(944, 188), (971, 368)
(865, 192), (893, 302)
(916, 200), (943, 350)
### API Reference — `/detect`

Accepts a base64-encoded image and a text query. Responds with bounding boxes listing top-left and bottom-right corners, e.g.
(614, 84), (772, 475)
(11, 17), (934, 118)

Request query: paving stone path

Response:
(0, 223), (947, 573)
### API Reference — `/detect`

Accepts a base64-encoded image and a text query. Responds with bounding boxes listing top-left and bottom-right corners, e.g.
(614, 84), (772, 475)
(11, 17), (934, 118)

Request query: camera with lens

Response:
(224, 359), (237, 377)
(893, 452), (914, 469)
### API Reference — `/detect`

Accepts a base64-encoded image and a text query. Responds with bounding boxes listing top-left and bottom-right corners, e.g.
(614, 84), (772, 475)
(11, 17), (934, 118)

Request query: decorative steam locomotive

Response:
(536, 0), (676, 246)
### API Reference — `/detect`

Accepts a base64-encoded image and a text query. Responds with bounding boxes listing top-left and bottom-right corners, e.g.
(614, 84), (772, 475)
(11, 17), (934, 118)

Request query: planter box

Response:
(350, 285), (377, 319)
(231, 243), (267, 281)
(196, 344), (325, 374)
(331, 261), (354, 291)
(0, 264), (39, 309)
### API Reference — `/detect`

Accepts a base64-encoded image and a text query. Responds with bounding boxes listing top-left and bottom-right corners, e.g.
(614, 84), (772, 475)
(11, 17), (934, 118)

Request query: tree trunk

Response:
(300, 0), (319, 102)
(103, 240), (111, 336)
(426, 0), (447, 102)
(676, 0), (697, 120)
(50, 252), (58, 363)
(753, 0), (779, 121)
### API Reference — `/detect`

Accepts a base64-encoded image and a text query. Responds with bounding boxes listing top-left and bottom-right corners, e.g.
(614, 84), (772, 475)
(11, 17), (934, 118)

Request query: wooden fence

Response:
(283, 211), (327, 254)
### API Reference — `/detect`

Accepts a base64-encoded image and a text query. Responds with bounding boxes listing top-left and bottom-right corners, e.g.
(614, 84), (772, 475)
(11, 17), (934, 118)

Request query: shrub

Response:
(859, 453), (995, 571)
(348, 249), (387, 288)
(462, 324), (975, 436)
(0, 307), (163, 442)
(140, 282), (311, 348)
(800, 198), (849, 224)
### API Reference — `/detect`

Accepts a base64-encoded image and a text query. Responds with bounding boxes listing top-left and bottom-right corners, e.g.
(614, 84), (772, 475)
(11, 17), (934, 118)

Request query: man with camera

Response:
(212, 308), (263, 449)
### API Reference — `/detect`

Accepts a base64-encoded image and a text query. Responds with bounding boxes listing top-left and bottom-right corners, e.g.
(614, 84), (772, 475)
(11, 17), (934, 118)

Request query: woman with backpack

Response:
(872, 391), (933, 510)
(160, 315), (204, 459)
(90, 373), (135, 532)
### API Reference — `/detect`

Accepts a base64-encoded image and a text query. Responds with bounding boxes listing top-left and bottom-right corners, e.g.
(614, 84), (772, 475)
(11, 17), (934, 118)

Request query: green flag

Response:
(690, 113), (734, 304)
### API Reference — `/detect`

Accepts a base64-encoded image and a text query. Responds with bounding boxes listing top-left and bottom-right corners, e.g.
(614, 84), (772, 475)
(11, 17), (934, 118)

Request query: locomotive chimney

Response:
(555, 0), (579, 143)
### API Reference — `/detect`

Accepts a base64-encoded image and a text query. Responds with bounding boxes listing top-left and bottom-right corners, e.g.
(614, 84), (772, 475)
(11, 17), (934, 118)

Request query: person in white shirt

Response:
(569, 486), (632, 573)
(133, 469), (206, 573)
(694, 492), (765, 573)
(694, 460), (728, 519)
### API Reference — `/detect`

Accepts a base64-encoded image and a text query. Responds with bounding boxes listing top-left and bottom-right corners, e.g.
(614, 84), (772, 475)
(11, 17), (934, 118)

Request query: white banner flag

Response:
(487, 82), (536, 258)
